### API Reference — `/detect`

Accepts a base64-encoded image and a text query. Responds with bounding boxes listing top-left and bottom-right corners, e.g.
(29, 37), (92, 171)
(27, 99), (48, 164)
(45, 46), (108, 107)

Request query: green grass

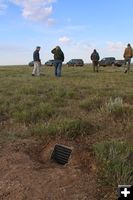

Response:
(94, 140), (133, 186)
(0, 65), (133, 197)
(29, 118), (99, 139)
(0, 65), (133, 139)
(94, 140), (133, 199)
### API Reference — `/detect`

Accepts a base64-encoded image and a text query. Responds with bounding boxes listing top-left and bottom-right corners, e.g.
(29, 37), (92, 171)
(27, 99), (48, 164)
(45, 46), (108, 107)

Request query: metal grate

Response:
(51, 144), (72, 165)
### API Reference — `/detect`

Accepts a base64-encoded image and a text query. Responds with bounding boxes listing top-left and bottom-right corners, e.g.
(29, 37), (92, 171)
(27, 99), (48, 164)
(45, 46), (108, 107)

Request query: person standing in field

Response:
(90, 49), (100, 72)
(32, 46), (41, 76)
(123, 43), (133, 73)
(51, 46), (64, 77)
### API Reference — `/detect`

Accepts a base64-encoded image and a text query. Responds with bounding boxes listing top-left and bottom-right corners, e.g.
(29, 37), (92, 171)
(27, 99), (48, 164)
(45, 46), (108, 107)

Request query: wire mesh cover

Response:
(51, 144), (72, 165)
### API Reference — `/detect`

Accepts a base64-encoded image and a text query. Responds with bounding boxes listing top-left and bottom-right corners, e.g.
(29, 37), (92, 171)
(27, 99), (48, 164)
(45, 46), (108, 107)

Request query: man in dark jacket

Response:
(90, 49), (100, 72)
(51, 46), (64, 77)
(32, 46), (41, 76)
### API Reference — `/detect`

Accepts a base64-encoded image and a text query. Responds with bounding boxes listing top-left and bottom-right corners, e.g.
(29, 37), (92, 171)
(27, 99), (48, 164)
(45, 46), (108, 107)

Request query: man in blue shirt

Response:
(32, 46), (41, 76)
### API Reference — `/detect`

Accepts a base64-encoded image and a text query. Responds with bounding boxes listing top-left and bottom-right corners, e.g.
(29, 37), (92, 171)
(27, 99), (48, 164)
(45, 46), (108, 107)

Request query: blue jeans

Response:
(54, 60), (62, 77)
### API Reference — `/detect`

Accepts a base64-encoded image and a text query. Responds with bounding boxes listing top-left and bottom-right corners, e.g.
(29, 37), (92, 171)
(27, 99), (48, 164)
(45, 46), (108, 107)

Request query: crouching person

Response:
(90, 49), (100, 72)
(51, 46), (64, 77)
(32, 46), (41, 76)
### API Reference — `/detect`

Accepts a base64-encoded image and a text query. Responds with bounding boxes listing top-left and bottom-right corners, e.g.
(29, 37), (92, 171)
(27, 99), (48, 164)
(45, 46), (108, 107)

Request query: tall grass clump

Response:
(101, 97), (124, 118)
(104, 97), (123, 113)
(94, 141), (133, 186)
(80, 97), (103, 111)
(61, 119), (97, 139)
(30, 118), (99, 139)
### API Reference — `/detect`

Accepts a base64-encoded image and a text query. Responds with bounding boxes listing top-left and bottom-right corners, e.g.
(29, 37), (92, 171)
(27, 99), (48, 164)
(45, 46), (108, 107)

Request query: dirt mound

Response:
(0, 139), (97, 200)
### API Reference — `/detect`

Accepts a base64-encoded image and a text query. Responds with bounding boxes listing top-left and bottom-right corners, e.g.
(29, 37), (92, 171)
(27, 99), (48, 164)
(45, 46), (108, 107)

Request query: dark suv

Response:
(45, 60), (55, 66)
(114, 59), (125, 67)
(99, 57), (115, 66)
(28, 61), (34, 66)
(67, 59), (84, 66)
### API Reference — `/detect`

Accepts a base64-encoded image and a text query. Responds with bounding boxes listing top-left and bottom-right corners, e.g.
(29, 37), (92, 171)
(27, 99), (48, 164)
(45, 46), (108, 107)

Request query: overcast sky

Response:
(0, 0), (133, 65)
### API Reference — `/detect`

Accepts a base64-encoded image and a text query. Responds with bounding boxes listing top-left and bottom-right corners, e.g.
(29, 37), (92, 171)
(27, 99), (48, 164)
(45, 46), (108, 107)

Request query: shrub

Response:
(104, 97), (123, 112)
(100, 97), (125, 118)
(101, 97), (133, 119)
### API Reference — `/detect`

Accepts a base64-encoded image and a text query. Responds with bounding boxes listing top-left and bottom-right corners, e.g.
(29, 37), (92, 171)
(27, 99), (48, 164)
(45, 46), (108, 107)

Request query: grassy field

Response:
(0, 65), (133, 199)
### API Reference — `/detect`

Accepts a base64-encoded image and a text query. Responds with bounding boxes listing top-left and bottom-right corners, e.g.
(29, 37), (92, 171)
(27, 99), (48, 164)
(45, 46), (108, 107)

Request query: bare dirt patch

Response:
(0, 138), (97, 200)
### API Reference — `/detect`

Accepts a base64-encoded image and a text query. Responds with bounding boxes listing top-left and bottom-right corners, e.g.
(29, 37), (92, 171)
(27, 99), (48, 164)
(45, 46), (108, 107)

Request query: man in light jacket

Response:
(123, 43), (133, 73)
